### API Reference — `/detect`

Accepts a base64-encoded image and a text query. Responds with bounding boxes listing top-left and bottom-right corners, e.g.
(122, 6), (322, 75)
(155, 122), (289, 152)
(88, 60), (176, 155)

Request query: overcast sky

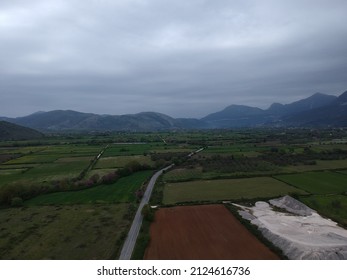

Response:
(1, 0), (347, 118)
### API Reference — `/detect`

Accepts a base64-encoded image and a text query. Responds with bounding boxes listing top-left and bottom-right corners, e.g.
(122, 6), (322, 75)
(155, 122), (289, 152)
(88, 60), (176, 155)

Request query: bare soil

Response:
(144, 204), (279, 260)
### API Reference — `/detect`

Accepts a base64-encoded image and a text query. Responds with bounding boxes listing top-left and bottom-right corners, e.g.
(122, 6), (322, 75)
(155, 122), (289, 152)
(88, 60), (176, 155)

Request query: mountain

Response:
(283, 91), (347, 127)
(0, 121), (44, 140)
(2, 91), (346, 131)
(267, 93), (337, 116)
(6, 110), (205, 132)
(202, 105), (266, 128)
(10, 110), (97, 131)
(201, 92), (337, 128)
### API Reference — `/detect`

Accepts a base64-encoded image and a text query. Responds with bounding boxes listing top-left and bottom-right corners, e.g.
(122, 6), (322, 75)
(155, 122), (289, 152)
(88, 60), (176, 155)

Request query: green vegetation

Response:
(25, 170), (152, 205)
(1, 128), (347, 259)
(276, 171), (347, 194)
(299, 195), (347, 227)
(163, 167), (203, 182)
(95, 155), (154, 169)
(0, 204), (131, 259)
(163, 177), (306, 204)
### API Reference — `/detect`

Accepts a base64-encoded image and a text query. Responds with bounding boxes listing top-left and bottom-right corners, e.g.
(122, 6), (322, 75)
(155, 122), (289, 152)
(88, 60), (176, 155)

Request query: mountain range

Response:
(1, 90), (347, 132)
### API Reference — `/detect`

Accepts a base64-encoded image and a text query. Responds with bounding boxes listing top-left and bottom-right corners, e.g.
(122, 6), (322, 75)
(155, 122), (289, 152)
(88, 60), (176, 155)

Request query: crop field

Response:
(276, 171), (347, 194)
(144, 204), (279, 259)
(2, 129), (347, 259)
(283, 160), (347, 172)
(25, 170), (152, 205)
(102, 143), (160, 156)
(5, 154), (63, 164)
(0, 137), (161, 259)
(0, 157), (93, 185)
(163, 177), (306, 204)
(94, 155), (154, 169)
(0, 204), (131, 259)
(163, 167), (204, 182)
(103, 143), (194, 157)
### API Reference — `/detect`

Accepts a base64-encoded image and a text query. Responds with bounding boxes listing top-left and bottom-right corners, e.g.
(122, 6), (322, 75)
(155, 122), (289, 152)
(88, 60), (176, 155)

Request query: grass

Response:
(0, 169), (26, 176)
(94, 155), (154, 169)
(25, 170), (153, 205)
(0, 204), (131, 259)
(5, 154), (62, 164)
(163, 177), (306, 204)
(163, 167), (203, 182)
(283, 159), (347, 172)
(275, 171), (347, 195)
(102, 144), (157, 156)
(299, 195), (347, 227)
(0, 157), (93, 186)
(38, 145), (102, 156)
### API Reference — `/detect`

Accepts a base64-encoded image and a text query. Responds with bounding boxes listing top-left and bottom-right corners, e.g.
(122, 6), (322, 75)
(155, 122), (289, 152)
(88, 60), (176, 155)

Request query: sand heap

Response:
(235, 196), (347, 259)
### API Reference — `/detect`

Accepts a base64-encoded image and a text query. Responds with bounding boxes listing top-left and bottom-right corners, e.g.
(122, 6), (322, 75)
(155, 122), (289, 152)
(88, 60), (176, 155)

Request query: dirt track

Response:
(144, 204), (279, 260)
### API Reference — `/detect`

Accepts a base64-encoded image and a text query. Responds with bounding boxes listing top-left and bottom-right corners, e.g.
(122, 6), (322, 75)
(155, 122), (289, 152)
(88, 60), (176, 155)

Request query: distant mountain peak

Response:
(2, 90), (346, 130)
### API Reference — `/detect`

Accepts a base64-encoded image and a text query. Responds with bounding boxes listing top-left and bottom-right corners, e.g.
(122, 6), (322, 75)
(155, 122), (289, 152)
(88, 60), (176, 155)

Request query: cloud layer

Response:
(1, 0), (347, 117)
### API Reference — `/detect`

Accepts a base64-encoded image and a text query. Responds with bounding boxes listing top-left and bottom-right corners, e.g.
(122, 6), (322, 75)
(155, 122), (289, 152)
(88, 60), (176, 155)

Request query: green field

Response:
(102, 144), (158, 156)
(94, 155), (154, 169)
(299, 195), (347, 226)
(0, 157), (93, 185)
(276, 171), (347, 194)
(163, 177), (306, 204)
(0, 204), (131, 259)
(25, 170), (153, 205)
(283, 159), (347, 172)
(5, 154), (63, 164)
(1, 129), (347, 259)
(163, 167), (203, 182)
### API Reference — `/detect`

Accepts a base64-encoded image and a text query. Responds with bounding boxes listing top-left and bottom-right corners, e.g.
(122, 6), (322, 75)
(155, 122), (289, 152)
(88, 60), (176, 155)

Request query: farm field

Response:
(163, 167), (204, 182)
(283, 159), (347, 172)
(0, 204), (131, 260)
(144, 204), (280, 259)
(163, 177), (306, 204)
(95, 155), (154, 169)
(2, 129), (347, 259)
(25, 170), (152, 205)
(275, 171), (347, 194)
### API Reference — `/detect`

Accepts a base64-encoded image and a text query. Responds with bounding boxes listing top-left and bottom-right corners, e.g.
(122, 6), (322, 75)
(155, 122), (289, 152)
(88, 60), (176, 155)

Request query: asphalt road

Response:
(118, 164), (174, 260)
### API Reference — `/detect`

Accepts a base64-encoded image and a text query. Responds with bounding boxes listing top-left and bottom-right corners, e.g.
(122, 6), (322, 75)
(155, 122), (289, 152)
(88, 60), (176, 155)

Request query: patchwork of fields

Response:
(1, 130), (347, 260)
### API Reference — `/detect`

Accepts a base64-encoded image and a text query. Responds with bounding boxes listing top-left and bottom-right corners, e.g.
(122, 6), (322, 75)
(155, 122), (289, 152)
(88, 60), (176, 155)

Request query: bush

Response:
(11, 197), (23, 207)
(141, 204), (154, 222)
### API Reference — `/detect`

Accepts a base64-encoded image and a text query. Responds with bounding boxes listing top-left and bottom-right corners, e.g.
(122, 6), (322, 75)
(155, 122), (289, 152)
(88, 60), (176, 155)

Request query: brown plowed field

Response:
(144, 204), (279, 260)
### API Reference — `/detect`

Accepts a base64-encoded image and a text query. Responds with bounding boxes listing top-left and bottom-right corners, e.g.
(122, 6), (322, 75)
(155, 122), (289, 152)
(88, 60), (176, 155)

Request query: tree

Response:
(141, 204), (154, 221)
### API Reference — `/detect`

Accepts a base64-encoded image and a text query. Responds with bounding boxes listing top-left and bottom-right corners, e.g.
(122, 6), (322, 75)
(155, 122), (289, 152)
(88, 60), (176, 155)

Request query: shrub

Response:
(11, 197), (23, 207)
(141, 204), (154, 222)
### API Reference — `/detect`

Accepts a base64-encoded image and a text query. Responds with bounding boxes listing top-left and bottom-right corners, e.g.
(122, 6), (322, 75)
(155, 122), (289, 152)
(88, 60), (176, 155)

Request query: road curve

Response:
(119, 164), (174, 260)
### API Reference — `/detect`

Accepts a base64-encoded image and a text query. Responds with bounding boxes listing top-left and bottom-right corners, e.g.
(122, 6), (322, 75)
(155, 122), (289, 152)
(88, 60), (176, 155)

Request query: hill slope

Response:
(0, 121), (44, 140)
(284, 91), (347, 127)
(201, 92), (337, 127)
(7, 110), (206, 132)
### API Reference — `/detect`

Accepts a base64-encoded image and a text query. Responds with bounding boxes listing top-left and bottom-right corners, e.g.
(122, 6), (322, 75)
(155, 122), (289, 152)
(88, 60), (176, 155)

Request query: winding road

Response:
(119, 164), (174, 260)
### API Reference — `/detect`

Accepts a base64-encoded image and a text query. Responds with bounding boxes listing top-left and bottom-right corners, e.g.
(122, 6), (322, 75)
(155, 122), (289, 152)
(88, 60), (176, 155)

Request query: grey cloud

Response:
(1, 0), (347, 118)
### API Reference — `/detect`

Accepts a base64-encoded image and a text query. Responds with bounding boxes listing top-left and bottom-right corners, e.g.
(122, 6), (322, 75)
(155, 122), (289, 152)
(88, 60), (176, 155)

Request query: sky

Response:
(1, 0), (347, 118)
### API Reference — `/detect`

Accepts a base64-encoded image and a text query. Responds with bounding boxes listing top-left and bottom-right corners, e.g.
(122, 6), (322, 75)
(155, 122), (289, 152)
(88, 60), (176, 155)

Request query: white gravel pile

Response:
(234, 197), (347, 260)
